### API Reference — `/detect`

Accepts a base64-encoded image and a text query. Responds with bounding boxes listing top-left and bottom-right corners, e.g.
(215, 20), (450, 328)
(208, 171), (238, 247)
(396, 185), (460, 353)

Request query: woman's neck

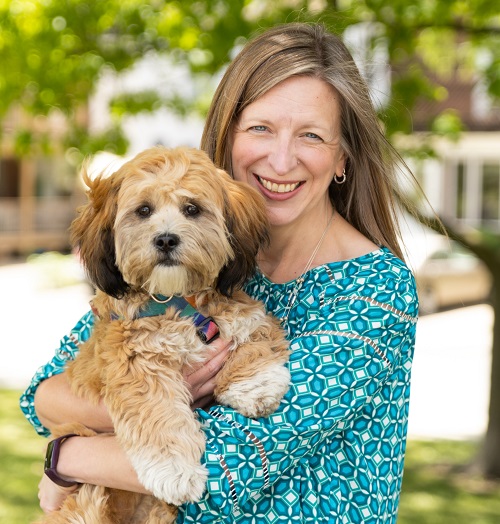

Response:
(257, 209), (379, 284)
(258, 210), (336, 284)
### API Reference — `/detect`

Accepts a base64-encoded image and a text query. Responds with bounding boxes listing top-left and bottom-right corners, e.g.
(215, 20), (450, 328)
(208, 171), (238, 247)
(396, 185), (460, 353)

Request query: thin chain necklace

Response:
(281, 211), (335, 329)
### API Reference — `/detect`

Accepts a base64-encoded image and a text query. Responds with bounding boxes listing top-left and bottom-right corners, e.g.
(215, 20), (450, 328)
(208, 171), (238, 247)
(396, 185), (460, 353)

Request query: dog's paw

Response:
(135, 455), (208, 505)
(218, 364), (290, 418)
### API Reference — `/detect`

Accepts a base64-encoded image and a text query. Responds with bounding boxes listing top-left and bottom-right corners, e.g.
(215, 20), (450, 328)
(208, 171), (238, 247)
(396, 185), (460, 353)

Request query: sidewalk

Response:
(0, 258), (493, 440)
(407, 303), (492, 440)
(0, 257), (93, 389)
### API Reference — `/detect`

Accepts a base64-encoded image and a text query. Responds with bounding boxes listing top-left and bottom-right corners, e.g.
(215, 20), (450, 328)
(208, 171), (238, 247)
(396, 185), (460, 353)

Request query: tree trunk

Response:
(479, 272), (500, 477)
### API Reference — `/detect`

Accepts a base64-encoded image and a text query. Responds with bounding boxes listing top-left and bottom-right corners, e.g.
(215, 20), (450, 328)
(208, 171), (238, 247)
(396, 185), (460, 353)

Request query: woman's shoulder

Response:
(314, 246), (414, 287)
(312, 247), (418, 316)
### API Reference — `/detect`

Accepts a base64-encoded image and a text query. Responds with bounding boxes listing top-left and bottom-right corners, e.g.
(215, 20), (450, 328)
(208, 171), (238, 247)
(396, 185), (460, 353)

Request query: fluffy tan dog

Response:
(37, 146), (290, 524)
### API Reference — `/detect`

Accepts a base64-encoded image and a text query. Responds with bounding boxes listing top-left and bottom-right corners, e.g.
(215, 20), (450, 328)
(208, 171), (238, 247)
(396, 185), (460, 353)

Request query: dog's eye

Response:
(136, 205), (152, 218)
(184, 204), (200, 217)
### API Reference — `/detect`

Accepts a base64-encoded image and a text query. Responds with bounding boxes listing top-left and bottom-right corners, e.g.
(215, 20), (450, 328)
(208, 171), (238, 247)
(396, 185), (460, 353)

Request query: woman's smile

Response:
(255, 175), (303, 197)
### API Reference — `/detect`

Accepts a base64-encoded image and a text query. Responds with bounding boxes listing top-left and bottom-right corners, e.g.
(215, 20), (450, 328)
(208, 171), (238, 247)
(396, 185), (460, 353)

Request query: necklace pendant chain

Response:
(281, 212), (335, 329)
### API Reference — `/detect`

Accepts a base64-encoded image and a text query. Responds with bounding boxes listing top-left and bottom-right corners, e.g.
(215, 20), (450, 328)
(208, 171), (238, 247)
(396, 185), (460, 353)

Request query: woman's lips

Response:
(256, 175), (303, 197)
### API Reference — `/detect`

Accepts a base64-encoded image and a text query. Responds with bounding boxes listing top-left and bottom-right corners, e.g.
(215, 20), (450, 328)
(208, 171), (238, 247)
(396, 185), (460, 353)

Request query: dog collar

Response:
(92, 294), (220, 345)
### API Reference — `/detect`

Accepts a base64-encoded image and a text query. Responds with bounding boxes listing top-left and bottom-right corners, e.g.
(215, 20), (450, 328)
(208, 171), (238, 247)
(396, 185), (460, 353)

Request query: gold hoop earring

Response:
(334, 168), (346, 185)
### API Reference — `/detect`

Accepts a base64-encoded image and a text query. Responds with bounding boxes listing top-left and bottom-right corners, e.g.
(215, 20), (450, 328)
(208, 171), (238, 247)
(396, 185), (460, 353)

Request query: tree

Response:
(342, 0), (500, 478)
(2, 0), (500, 476)
(0, 0), (303, 158)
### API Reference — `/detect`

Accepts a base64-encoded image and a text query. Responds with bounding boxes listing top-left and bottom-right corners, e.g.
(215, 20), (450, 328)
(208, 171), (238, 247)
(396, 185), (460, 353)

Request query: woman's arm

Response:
(34, 373), (113, 432)
(20, 311), (95, 436)
(37, 433), (146, 513)
(177, 268), (419, 521)
(59, 434), (146, 490)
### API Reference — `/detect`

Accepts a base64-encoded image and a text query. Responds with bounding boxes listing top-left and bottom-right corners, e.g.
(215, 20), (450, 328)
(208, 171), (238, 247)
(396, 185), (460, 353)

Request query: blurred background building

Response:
(0, 53), (206, 257)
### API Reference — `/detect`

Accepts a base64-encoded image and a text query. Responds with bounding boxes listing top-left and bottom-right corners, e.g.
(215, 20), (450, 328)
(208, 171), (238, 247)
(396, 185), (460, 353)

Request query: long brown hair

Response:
(201, 22), (415, 261)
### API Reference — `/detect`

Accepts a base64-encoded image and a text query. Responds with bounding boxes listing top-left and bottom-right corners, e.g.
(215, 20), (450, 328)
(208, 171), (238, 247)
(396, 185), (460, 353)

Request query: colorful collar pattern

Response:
(92, 294), (220, 345)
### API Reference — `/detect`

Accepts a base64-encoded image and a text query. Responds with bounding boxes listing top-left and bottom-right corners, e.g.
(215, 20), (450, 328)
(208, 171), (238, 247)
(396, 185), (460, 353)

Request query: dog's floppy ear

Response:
(217, 171), (270, 296)
(70, 166), (130, 299)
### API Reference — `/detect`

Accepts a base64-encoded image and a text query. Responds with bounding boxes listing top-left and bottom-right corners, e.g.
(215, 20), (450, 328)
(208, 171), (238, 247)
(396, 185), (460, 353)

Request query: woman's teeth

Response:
(258, 176), (300, 193)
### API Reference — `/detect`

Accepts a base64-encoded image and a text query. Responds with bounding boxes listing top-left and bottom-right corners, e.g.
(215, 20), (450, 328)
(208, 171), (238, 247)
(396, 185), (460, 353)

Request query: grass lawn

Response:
(400, 438), (500, 523)
(0, 389), (44, 523)
(2, 388), (500, 522)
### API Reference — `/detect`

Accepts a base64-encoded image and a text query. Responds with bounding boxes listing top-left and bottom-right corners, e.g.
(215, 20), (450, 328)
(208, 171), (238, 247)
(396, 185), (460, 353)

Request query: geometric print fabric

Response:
(20, 247), (418, 523)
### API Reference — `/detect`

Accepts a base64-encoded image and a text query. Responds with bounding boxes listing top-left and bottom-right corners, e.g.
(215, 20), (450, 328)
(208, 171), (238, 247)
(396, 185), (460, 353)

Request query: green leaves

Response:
(431, 109), (465, 140)
(0, 0), (498, 160)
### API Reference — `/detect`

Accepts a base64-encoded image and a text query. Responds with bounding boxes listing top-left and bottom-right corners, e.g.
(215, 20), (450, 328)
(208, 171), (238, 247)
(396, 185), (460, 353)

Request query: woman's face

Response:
(231, 75), (345, 228)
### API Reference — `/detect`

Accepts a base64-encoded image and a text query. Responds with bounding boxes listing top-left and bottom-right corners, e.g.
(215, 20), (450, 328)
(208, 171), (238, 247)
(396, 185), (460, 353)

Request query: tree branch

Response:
(399, 196), (500, 274)
(412, 21), (500, 36)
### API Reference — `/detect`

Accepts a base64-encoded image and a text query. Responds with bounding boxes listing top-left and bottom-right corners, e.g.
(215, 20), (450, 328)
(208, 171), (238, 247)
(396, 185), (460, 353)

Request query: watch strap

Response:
(44, 433), (79, 488)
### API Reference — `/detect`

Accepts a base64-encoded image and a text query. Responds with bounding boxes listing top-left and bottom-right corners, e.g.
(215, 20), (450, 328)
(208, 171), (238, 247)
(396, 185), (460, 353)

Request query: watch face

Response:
(45, 438), (57, 469)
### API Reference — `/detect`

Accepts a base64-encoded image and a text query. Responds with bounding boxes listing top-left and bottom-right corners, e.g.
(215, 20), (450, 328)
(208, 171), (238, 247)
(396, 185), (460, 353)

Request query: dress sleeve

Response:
(178, 271), (418, 522)
(19, 311), (95, 437)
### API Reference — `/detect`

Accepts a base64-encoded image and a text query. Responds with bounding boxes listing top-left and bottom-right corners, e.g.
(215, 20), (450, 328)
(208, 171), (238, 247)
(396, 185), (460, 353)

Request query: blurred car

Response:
(413, 239), (492, 315)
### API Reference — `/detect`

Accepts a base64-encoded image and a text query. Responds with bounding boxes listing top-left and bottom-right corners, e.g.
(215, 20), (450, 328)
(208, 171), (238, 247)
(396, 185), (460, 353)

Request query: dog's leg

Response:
(106, 366), (208, 506)
(214, 317), (290, 418)
(127, 496), (178, 524)
(99, 318), (208, 506)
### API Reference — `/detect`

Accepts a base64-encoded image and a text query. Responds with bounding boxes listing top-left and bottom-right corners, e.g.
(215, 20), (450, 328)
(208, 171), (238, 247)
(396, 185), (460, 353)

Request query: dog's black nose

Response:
(154, 233), (180, 253)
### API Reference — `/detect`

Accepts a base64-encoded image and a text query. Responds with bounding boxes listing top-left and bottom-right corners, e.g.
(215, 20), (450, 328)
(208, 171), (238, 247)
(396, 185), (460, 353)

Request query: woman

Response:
(21, 23), (418, 523)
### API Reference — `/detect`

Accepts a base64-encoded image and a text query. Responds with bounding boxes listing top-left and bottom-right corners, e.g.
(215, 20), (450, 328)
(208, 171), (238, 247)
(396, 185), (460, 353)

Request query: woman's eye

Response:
(304, 132), (322, 140)
(184, 203), (200, 217)
(250, 125), (267, 132)
(136, 205), (152, 218)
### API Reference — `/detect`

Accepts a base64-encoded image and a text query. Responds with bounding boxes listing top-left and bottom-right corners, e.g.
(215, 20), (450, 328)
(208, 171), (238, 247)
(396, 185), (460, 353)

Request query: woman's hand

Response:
(183, 338), (232, 409)
(38, 473), (78, 514)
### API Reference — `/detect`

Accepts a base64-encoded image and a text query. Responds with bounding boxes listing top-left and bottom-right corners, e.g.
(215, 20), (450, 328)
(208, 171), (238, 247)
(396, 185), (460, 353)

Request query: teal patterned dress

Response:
(20, 247), (418, 523)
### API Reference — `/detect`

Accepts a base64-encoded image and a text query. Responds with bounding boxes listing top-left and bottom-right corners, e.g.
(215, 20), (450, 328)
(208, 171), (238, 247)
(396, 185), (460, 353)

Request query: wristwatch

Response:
(44, 433), (79, 487)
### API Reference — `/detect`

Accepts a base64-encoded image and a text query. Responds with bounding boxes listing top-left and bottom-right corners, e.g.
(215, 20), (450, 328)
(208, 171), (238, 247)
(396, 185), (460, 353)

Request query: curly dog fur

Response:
(35, 146), (290, 524)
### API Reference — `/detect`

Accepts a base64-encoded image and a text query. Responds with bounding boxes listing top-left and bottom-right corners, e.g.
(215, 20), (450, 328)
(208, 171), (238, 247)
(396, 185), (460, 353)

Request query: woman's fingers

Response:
(184, 338), (231, 379)
(183, 338), (231, 405)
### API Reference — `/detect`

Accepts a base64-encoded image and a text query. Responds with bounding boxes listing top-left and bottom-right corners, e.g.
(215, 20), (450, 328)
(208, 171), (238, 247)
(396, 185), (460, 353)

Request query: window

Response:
(446, 158), (500, 231)
(482, 163), (500, 222)
(0, 158), (20, 198)
(456, 162), (466, 219)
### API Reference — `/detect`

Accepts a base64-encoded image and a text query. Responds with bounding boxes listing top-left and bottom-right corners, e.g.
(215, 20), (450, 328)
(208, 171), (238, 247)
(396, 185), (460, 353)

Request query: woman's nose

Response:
(268, 136), (297, 175)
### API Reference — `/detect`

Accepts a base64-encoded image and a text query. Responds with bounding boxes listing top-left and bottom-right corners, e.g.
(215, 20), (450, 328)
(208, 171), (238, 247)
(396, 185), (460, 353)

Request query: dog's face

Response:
(71, 147), (269, 299)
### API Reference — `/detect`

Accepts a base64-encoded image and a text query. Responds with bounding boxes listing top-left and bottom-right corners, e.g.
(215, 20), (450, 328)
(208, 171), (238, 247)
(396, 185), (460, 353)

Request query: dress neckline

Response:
(254, 247), (386, 287)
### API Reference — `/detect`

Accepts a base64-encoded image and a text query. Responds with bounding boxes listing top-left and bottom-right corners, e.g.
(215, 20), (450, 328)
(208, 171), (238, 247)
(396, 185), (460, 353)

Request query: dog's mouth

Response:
(157, 257), (180, 267)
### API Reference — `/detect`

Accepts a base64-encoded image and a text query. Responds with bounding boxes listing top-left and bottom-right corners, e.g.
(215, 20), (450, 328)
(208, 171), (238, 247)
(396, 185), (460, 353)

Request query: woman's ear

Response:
(216, 171), (270, 296)
(70, 167), (129, 299)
